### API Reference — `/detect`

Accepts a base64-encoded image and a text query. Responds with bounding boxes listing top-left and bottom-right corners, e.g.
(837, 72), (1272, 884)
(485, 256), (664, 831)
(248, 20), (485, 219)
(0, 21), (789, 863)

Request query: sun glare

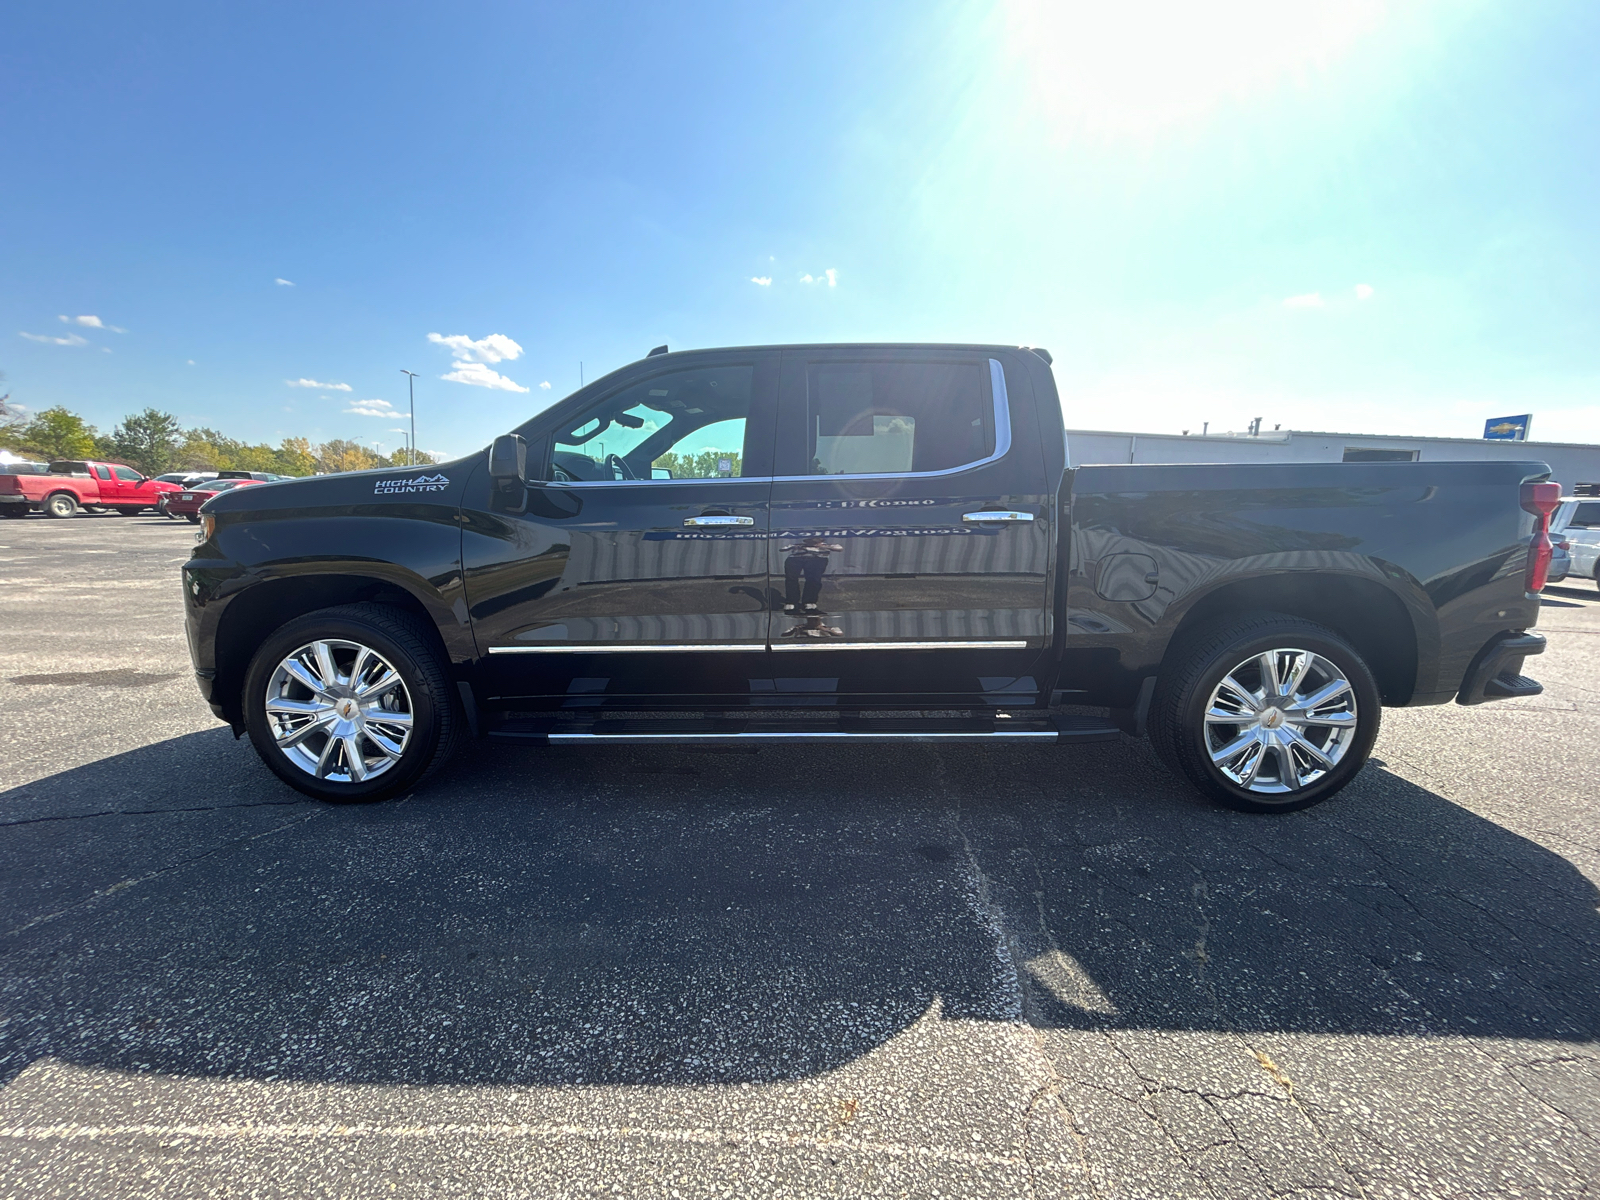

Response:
(1004, 0), (1389, 137)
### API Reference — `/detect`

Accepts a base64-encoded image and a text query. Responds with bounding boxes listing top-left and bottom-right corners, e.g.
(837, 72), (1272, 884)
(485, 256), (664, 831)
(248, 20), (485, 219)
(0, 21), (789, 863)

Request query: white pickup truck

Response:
(1551, 496), (1600, 585)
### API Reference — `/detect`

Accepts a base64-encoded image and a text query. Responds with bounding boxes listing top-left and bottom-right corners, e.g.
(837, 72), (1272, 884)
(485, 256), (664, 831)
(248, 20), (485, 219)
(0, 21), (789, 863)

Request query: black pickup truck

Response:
(184, 343), (1560, 813)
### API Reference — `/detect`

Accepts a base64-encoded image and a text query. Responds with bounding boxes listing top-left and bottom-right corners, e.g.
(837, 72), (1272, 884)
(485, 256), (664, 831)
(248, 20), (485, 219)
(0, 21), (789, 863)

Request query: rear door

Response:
(464, 349), (779, 707)
(764, 348), (1054, 705)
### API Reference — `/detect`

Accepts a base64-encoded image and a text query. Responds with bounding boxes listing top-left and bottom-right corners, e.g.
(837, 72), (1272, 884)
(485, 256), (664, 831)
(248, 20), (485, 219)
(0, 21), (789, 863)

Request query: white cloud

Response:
(187, 359), (196, 366)
(20, 331), (88, 346)
(346, 398), (401, 417)
(1282, 292), (1324, 309)
(287, 378), (353, 391)
(825, 268), (838, 287)
(275, 278), (295, 287)
(58, 314), (125, 332)
(1355, 283), (1375, 300)
(799, 269), (839, 287)
(429, 331), (529, 391)
(750, 276), (772, 287)
(441, 361), (530, 392)
(539, 381), (552, 389)
(427, 332), (523, 364)
(800, 273), (814, 284)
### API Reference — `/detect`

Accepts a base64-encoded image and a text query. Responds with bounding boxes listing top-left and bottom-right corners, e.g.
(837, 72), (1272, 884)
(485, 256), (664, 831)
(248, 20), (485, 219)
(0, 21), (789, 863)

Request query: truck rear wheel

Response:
(1149, 614), (1381, 814)
(242, 603), (460, 803)
(42, 492), (79, 519)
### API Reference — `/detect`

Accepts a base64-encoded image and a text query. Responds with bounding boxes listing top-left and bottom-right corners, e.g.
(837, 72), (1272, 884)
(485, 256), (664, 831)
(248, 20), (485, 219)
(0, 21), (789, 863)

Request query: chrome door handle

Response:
(684, 514), (755, 526)
(962, 510), (1035, 523)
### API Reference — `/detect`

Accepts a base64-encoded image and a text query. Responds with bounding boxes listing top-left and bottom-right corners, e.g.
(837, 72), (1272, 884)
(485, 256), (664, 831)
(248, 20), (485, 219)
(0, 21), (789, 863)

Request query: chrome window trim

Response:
(548, 476), (767, 488)
(545, 356), (1011, 488)
(770, 639), (1029, 652)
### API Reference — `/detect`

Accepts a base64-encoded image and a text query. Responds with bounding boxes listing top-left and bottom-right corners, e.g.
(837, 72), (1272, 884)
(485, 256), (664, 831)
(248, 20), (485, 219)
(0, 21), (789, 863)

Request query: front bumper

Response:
(1457, 631), (1546, 705)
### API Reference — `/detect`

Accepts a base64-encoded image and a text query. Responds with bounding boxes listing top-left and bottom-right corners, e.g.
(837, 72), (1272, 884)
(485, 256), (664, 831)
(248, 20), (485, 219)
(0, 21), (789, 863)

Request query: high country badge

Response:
(374, 474), (449, 495)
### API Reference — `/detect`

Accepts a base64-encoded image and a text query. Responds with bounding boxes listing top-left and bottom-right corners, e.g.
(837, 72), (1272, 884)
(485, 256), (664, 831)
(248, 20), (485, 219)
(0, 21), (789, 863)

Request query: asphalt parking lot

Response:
(1, 513), (1597, 1199)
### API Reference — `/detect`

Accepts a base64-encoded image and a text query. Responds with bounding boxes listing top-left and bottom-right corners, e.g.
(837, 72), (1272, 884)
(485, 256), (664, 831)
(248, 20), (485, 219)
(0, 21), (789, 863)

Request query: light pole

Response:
(400, 370), (419, 466)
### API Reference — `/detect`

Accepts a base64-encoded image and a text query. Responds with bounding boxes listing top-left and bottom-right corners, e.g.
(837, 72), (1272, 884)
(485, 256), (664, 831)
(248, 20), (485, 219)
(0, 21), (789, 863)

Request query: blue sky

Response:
(2, 0), (1597, 458)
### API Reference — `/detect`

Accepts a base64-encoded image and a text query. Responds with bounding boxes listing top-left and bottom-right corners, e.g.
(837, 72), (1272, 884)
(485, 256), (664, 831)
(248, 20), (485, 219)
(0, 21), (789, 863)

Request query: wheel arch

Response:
(1160, 571), (1422, 705)
(213, 574), (452, 728)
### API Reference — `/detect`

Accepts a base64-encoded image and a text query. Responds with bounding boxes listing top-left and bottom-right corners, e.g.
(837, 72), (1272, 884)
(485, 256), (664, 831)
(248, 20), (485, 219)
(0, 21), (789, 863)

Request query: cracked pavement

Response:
(1, 515), (1598, 1198)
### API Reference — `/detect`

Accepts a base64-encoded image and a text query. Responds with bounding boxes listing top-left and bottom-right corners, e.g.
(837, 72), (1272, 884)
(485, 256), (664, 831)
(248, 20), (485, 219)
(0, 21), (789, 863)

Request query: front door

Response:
(764, 348), (1054, 705)
(463, 351), (778, 708)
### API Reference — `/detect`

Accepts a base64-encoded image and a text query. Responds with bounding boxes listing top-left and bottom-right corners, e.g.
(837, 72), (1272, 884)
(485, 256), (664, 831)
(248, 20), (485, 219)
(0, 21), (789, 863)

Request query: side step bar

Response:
(549, 729), (1060, 744)
(489, 715), (1120, 745)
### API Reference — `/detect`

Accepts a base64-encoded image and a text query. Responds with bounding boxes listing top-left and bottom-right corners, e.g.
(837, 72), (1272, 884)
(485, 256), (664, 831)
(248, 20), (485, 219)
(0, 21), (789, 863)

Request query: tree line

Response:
(0, 405), (438, 477)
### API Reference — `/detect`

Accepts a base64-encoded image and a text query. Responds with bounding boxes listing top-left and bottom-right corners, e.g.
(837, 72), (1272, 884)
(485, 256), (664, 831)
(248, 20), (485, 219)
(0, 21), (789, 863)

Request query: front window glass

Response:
(1571, 502), (1600, 527)
(805, 361), (992, 476)
(551, 365), (752, 483)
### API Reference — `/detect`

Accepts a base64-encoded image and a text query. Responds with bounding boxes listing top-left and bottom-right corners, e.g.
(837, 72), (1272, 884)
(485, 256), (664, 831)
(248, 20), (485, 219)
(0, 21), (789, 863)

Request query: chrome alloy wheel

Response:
(263, 639), (413, 783)
(1203, 648), (1359, 795)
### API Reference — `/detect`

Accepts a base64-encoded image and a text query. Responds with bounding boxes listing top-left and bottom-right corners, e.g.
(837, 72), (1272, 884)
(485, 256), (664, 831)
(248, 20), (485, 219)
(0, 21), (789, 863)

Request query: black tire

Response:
(42, 492), (79, 519)
(0, 505), (28, 519)
(184, 512), (200, 524)
(114, 506), (144, 516)
(1149, 613), (1381, 814)
(243, 603), (461, 803)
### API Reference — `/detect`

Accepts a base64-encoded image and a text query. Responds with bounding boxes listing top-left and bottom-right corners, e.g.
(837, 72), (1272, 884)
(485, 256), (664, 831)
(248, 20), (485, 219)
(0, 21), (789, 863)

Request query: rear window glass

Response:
(804, 361), (992, 476)
(1570, 502), (1600, 527)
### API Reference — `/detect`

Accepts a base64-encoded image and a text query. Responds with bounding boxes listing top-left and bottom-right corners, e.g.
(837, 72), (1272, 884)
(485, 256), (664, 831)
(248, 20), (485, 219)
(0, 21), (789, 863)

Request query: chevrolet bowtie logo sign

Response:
(374, 474), (449, 494)
(1483, 415), (1531, 441)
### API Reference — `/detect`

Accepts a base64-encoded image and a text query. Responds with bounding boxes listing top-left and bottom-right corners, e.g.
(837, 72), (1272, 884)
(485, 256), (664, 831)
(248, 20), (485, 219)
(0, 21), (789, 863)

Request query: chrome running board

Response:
(548, 729), (1061, 744)
(488, 715), (1119, 745)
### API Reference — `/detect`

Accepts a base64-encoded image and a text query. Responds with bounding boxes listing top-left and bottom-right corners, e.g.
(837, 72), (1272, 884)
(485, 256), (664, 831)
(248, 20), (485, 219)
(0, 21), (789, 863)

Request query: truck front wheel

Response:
(1149, 614), (1381, 814)
(42, 492), (79, 519)
(242, 603), (460, 803)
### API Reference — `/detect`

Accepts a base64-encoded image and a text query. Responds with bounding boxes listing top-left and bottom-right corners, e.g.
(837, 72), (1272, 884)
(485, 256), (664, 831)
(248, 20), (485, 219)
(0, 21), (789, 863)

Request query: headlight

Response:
(200, 515), (216, 540)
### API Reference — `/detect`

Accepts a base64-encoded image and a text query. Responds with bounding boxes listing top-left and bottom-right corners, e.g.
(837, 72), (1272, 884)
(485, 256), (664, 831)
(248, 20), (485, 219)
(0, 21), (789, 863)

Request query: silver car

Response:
(1550, 497), (1600, 587)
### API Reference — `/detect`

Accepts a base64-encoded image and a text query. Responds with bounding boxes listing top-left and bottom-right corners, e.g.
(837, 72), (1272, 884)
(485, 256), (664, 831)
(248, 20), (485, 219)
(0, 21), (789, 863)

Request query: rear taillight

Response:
(1521, 481), (1562, 593)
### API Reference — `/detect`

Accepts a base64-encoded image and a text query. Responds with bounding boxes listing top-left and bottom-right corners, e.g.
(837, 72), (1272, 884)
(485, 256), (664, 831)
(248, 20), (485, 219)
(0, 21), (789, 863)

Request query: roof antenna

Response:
(647, 344), (669, 357)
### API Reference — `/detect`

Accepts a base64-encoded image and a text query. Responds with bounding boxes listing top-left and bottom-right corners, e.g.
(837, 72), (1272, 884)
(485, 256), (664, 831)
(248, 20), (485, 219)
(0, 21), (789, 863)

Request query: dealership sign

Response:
(1483, 415), (1532, 441)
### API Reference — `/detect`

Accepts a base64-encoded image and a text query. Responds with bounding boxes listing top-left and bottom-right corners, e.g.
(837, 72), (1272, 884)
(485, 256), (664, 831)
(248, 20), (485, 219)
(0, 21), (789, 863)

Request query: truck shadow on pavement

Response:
(2, 728), (1596, 1087)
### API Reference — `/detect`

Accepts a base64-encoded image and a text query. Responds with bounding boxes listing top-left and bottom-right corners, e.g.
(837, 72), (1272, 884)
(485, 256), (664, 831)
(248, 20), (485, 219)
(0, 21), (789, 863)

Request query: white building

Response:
(1066, 428), (1600, 494)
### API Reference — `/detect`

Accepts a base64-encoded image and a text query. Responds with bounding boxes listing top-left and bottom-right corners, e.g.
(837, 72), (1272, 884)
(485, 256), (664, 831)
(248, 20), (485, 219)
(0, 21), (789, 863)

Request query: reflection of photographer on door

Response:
(782, 537), (843, 612)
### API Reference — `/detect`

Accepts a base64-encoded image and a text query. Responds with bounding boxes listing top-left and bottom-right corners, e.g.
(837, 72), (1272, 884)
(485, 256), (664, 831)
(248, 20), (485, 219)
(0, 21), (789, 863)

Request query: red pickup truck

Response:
(0, 460), (182, 518)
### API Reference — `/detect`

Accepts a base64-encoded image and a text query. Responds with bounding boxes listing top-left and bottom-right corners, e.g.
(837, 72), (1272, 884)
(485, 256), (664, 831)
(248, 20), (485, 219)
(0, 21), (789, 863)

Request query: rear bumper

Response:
(1457, 631), (1546, 706)
(0, 495), (31, 507)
